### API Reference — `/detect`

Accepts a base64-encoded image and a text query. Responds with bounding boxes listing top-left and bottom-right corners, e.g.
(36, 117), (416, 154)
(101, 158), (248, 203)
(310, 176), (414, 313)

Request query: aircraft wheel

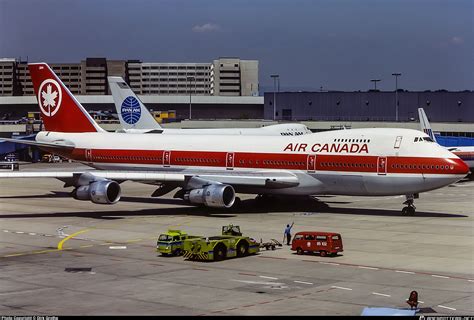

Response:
(320, 250), (327, 257)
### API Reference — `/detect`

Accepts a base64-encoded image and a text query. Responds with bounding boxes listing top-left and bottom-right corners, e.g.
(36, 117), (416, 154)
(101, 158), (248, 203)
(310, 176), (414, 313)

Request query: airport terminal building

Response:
(264, 90), (474, 123)
(0, 57), (259, 97)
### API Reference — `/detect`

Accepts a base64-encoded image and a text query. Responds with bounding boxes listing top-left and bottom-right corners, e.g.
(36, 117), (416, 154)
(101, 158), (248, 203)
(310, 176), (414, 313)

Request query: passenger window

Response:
(316, 235), (327, 240)
(294, 235), (303, 240)
(305, 235), (315, 240)
(172, 236), (179, 241)
(331, 235), (340, 240)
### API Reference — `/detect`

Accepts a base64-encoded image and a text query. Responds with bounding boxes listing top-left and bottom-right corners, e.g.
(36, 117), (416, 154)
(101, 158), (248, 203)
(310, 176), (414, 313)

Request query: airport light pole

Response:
(392, 73), (401, 121)
(187, 76), (195, 120)
(270, 74), (279, 120)
(370, 79), (381, 90)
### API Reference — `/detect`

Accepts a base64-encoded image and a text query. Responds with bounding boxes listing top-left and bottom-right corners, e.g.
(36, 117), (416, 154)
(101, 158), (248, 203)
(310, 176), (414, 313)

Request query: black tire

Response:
(402, 206), (416, 215)
(236, 241), (249, 257)
(320, 250), (327, 257)
(214, 244), (227, 261)
(173, 248), (182, 256)
(296, 247), (303, 255)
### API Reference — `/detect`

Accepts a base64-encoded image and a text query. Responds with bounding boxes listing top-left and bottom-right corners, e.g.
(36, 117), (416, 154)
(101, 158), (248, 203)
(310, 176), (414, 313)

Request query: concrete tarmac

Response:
(0, 163), (473, 315)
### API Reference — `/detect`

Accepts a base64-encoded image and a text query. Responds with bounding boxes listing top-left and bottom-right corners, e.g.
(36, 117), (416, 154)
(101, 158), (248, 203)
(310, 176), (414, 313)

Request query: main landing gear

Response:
(402, 194), (417, 215)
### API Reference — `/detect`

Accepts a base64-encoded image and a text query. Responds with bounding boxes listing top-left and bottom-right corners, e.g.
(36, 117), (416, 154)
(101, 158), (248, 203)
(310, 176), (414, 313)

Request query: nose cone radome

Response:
(448, 157), (470, 175)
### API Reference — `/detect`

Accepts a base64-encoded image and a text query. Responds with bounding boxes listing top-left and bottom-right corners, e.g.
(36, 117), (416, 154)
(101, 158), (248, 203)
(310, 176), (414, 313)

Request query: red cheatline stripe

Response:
(63, 147), (467, 175)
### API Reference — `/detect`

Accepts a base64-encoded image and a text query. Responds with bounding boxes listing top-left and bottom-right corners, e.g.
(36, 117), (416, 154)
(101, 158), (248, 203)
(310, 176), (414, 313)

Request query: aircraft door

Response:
(85, 149), (92, 162)
(377, 156), (387, 175)
(307, 154), (316, 173)
(226, 152), (234, 170)
(394, 136), (403, 149)
(163, 150), (171, 167)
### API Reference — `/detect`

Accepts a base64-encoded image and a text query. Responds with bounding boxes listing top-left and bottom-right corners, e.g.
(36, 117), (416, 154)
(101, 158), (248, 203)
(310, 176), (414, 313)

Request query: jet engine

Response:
(184, 184), (236, 208)
(73, 179), (121, 204)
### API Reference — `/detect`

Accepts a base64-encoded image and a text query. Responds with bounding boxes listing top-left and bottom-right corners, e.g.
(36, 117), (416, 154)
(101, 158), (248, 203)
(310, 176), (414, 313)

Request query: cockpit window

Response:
(415, 137), (434, 143)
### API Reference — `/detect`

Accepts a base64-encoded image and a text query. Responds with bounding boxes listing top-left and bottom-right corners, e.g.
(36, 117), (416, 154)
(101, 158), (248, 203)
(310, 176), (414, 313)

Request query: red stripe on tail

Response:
(28, 63), (102, 133)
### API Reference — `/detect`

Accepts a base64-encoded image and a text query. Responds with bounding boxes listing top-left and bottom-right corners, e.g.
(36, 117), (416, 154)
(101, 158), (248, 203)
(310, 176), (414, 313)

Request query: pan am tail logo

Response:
(121, 96), (141, 124)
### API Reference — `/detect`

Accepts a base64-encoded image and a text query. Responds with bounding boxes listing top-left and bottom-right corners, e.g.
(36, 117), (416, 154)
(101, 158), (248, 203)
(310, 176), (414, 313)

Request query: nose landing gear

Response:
(402, 194), (417, 215)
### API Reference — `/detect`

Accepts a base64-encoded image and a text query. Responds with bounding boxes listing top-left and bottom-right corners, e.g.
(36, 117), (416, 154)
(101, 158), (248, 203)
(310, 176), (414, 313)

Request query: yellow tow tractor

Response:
(182, 225), (260, 261)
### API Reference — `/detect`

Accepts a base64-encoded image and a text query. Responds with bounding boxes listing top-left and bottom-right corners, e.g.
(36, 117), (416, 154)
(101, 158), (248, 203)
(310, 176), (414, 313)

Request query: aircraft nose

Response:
(450, 158), (470, 175)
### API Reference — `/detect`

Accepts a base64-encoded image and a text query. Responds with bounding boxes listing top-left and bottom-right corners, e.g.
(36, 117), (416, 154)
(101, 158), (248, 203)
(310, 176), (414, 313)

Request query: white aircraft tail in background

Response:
(418, 108), (437, 142)
(108, 76), (313, 136)
(108, 76), (163, 132)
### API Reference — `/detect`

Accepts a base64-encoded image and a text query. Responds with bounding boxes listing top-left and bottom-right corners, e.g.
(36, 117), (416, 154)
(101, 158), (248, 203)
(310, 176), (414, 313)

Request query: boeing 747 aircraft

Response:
(0, 64), (469, 215)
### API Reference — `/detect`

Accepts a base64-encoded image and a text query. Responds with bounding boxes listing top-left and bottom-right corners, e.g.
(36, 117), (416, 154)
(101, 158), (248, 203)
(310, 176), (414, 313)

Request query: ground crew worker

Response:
(283, 222), (294, 245)
(406, 290), (418, 309)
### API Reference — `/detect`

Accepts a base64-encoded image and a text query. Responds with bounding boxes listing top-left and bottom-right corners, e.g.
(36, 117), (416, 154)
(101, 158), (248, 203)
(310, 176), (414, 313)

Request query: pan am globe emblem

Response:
(121, 96), (141, 124)
(38, 79), (62, 117)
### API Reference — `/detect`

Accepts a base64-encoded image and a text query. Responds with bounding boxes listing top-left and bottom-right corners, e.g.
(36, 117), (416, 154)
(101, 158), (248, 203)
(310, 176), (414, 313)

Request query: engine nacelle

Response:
(73, 180), (121, 204)
(185, 184), (236, 208)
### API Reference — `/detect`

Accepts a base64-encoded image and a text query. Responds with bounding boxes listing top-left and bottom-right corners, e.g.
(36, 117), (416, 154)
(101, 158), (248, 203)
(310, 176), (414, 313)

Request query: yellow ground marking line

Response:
(4, 253), (26, 257)
(1, 234), (155, 258)
(57, 229), (91, 250)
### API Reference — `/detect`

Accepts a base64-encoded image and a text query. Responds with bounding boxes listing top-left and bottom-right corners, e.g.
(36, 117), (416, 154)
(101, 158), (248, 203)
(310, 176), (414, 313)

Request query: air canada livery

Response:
(0, 64), (469, 215)
(108, 76), (312, 136)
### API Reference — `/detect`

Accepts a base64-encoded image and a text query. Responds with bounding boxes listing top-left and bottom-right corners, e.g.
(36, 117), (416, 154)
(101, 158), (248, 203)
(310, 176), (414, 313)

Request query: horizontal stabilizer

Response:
(0, 137), (75, 149)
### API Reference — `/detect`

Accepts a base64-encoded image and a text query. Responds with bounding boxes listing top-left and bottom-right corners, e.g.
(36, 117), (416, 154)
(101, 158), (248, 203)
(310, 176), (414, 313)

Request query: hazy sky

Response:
(1, 0), (472, 92)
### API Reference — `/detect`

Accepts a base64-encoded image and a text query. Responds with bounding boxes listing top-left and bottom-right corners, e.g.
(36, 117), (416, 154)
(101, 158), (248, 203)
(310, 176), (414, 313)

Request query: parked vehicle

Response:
(182, 225), (259, 261)
(3, 153), (19, 162)
(291, 231), (343, 257)
(41, 154), (63, 163)
(157, 229), (203, 256)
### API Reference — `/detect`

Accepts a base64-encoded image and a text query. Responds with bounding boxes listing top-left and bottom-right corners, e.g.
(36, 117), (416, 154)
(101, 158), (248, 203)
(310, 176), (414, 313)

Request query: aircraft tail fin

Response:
(108, 76), (162, 130)
(28, 63), (104, 133)
(418, 108), (437, 143)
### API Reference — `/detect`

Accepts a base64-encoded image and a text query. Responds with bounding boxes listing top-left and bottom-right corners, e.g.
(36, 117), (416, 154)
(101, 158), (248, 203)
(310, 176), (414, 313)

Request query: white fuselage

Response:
(37, 128), (468, 196)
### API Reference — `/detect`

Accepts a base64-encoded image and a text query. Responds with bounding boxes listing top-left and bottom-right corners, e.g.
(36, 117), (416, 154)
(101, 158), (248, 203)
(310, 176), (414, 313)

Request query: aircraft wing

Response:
(0, 138), (75, 149)
(0, 170), (299, 189)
